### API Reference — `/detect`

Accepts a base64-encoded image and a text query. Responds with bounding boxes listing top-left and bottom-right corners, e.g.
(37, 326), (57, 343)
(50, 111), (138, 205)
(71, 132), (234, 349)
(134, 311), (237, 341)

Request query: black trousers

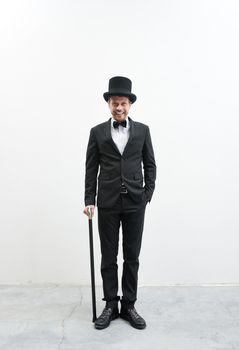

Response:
(98, 194), (146, 306)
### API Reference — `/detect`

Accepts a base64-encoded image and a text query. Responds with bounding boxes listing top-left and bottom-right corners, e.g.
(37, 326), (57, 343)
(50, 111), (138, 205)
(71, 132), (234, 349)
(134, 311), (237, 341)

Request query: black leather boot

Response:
(120, 306), (146, 329)
(94, 301), (119, 330)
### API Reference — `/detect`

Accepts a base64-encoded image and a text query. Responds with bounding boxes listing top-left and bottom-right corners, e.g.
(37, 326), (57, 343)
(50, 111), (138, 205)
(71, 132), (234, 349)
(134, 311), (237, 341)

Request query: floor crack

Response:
(58, 292), (83, 350)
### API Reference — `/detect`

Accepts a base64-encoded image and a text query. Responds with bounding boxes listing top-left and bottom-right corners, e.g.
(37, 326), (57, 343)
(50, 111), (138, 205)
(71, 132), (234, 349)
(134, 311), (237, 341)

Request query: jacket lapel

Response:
(105, 118), (121, 155)
(122, 117), (135, 156)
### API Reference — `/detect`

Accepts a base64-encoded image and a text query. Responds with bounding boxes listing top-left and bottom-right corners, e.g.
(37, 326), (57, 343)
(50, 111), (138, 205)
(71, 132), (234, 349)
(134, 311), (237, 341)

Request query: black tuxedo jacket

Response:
(85, 117), (156, 208)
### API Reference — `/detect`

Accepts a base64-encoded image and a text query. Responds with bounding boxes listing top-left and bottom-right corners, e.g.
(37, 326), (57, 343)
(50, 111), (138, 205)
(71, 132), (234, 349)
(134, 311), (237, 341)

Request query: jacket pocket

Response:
(134, 174), (143, 180)
(98, 175), (110, 180)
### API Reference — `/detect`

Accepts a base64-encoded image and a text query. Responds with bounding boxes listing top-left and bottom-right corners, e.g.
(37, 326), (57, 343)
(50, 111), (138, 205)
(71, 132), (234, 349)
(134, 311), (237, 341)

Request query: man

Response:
(84, 76), (156, 330)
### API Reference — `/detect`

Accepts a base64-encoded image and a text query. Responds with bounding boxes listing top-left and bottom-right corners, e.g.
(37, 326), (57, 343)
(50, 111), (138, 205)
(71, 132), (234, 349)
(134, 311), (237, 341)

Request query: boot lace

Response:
(129, 307), (140, 319)
(100, 307), (112, 319)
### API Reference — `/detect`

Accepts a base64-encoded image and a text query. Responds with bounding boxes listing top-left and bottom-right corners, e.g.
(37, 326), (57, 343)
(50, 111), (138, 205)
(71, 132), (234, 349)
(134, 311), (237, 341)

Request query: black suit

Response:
(85, 117), (156, 305)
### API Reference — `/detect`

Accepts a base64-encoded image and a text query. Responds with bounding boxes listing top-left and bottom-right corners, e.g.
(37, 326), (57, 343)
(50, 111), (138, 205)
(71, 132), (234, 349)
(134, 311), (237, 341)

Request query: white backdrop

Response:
(0, 0), (239, 286)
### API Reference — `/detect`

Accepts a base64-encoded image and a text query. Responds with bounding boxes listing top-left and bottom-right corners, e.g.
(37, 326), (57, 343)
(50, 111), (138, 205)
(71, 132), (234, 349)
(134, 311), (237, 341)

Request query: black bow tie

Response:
(113, 120), (127, 129)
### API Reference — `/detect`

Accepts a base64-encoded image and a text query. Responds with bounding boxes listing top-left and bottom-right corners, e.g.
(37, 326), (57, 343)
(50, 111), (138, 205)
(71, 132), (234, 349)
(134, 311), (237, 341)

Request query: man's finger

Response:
(84, 208), (90, 216)
(83, 206), (94, 217)
(88, 207), (94, 218)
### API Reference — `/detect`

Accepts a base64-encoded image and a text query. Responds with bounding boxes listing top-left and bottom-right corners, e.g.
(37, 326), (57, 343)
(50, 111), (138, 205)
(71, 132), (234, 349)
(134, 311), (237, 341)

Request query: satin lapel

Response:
(122, 117), (135, 156)
(105, 118), (121, 155)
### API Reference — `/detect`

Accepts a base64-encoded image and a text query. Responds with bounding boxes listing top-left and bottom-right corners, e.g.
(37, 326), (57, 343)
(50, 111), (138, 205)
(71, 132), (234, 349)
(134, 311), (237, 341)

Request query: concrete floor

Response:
(0, 285), (238, 350)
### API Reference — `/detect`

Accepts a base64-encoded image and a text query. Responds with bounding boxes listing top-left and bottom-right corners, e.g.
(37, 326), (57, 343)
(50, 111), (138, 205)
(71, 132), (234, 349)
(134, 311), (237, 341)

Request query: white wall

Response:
(0, 0), (239, 286)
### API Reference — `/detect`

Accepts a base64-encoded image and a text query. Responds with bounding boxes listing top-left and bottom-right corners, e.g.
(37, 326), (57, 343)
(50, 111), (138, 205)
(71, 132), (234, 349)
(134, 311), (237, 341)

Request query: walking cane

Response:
(88, 207), (97, 322)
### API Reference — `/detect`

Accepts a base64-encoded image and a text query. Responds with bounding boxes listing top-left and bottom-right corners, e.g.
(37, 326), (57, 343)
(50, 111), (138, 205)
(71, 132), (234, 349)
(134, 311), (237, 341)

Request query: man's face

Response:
(108, 96), (132, 122)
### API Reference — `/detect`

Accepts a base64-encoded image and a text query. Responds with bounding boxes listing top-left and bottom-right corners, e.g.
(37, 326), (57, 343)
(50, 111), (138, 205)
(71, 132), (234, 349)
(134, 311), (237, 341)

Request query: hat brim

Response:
(103, 92), (137, 104)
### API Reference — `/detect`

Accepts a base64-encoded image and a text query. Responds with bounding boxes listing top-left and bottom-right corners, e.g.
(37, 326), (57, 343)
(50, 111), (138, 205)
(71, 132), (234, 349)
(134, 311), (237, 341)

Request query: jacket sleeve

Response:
(142, 126), (157, 202)
(84, 128), (100, 206)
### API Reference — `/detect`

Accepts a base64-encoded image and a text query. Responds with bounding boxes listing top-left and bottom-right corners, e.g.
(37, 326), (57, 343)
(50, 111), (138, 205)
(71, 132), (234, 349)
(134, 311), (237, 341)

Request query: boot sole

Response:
(94, 313), (119, 330)
(120, 313), (146, 330)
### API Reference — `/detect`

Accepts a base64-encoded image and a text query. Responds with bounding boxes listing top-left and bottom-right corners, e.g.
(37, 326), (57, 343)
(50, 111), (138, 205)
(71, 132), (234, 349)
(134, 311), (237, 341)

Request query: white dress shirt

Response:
(111, 117), (130, 155)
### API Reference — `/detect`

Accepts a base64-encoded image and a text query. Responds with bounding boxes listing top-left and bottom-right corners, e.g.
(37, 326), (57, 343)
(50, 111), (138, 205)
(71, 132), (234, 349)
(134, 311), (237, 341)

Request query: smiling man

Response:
(84, 76), (156, 330)
(109, 95), (131, 120)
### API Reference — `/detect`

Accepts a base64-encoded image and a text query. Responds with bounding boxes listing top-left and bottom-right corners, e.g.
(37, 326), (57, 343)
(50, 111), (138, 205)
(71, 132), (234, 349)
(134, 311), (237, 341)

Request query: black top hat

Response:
(103, 76), (137, 103)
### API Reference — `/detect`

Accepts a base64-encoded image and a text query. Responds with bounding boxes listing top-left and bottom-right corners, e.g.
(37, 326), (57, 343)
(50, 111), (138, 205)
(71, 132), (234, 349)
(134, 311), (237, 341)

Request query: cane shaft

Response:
(89, 218), (97, 322)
